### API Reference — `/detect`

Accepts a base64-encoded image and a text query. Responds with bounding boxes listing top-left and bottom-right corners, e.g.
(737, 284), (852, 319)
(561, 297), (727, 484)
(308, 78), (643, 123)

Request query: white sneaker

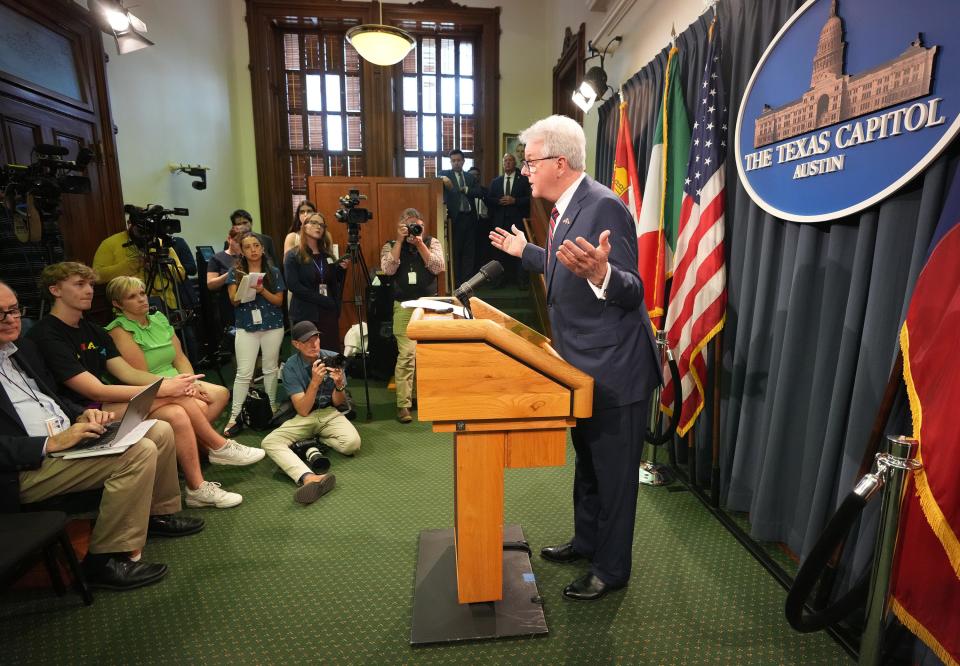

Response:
(185, 481), (243, 509)
(208, 439), (265, 466)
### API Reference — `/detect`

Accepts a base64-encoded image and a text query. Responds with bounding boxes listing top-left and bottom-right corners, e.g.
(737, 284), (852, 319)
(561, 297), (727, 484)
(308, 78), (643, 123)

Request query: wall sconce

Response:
(100, 1), (153, 54)
(572, 36), (622, 113)
(170, 163), (209, 191)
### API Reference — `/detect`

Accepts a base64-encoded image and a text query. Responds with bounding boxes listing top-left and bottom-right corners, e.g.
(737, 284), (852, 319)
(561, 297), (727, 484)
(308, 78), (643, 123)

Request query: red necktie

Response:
(548, 207), (559, 256)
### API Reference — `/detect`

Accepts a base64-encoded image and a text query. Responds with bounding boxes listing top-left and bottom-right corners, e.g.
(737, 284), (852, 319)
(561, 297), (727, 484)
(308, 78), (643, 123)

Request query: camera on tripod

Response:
(335, 189), (373, 226)
(290, 437), (331, 474)
(1, 144), (93, 226)
(124, 204), (189, 252)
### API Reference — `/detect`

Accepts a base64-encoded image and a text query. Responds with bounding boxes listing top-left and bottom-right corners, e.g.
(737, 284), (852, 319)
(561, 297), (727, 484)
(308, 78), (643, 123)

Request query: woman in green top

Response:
(106, 276), (230, 425)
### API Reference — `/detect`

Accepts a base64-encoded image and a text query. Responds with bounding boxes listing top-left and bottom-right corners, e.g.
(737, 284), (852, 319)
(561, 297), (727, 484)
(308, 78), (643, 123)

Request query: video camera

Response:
(124, 204), (188, 251)
(1, 144), (93, 225)
(335, 189), (373, 226)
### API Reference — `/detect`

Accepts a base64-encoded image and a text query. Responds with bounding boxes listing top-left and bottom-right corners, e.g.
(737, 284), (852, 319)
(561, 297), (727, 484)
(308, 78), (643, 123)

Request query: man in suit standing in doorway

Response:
(489, 115), (661, 601)
(487, 152), (531, 287)
(440, 149), (481, 287)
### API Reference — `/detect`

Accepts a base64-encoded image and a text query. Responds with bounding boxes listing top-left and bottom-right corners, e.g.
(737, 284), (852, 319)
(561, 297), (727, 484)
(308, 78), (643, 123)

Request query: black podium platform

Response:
(410, 524), (549, 645)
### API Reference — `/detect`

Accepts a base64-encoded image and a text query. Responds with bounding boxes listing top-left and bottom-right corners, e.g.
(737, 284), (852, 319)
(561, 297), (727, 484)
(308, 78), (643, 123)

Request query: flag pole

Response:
(710, 329), (723, 508)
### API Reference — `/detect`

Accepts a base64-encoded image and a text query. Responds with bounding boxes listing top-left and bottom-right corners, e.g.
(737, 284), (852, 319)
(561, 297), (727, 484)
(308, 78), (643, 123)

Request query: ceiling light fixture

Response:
(346, 0), (416, 67)
(572, 36), (622, 113)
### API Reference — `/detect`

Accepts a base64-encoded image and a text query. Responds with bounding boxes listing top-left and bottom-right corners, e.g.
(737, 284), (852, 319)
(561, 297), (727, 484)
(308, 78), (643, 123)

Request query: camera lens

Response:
(406, 222), (423, 236)
(303, 446), (331, 474)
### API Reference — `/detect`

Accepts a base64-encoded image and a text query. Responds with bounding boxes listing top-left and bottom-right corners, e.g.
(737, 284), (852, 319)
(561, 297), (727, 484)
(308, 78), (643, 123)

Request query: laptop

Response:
(50, 379), (163, 459)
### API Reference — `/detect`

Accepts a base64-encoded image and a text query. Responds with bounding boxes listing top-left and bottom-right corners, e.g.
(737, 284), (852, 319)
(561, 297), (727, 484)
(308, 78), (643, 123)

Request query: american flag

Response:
(661, 19), (727, 437)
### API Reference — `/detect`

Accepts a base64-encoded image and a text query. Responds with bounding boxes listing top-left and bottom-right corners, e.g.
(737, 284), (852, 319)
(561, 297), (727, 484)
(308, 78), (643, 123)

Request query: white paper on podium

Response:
(401, 299), (465, 317)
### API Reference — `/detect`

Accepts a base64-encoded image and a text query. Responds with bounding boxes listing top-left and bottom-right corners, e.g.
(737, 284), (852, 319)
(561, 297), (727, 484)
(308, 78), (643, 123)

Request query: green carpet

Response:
(2, 380), (850, 664)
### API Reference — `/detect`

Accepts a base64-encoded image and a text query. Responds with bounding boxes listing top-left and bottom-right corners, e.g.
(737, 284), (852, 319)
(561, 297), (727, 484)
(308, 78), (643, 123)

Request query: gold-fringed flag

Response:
(661, 20), (727, 436)
(611, 98), (643, 272)
(890, 167), (960, 665)
(636, 46), (690, 330)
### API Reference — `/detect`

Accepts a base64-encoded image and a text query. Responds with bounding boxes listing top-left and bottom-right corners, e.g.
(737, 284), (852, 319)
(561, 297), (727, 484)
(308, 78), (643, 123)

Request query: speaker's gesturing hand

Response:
(489, 225), (527, 258)
(556, 230), (611, 286)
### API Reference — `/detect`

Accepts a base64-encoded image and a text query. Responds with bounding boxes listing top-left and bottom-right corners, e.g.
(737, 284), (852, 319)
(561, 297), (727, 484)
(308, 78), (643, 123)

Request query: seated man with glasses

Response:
(0, 281), (203, 591)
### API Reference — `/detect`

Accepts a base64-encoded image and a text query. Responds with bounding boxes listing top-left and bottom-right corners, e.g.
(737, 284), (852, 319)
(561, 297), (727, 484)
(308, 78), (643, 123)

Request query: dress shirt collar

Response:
(553, 172), (587, 221)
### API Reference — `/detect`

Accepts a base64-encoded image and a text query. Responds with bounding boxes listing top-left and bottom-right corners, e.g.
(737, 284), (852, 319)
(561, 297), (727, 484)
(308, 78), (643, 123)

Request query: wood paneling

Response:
(308, 175), (445, 340)
(504, 429), (566, 468)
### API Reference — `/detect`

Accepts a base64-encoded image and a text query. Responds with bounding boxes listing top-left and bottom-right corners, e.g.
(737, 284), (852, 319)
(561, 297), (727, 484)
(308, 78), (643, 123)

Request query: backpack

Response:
(239, 387), (273, 430)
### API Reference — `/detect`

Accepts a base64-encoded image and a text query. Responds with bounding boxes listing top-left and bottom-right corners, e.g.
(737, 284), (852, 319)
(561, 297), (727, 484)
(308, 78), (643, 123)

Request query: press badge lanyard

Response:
(0, 361), (68, 435)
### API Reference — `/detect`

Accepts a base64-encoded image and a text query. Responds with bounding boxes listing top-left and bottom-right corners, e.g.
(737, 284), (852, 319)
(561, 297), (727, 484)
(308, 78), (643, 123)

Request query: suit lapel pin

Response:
(562, 218), (572, 225)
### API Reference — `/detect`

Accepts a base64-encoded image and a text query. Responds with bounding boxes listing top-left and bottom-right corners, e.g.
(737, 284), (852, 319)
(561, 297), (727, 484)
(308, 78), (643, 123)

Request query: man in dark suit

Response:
(487, 152), (532, 287)
(490, 115), (661, 601)
(0, 281), (203, 590)
(440, 149), (482, 287)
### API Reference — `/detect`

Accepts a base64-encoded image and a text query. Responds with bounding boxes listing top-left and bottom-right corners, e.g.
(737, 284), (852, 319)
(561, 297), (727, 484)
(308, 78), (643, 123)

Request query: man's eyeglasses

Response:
(0, 307), (22, 322)
(520, 156), (560, 173)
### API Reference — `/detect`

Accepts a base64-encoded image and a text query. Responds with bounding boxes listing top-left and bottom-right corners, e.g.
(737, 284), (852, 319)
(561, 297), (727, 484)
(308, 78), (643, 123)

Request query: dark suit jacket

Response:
(521, 175), (661, 409)
(440, 169), (481, 218)
(0, 339), (83, 512)
(486, 171), (531, 230)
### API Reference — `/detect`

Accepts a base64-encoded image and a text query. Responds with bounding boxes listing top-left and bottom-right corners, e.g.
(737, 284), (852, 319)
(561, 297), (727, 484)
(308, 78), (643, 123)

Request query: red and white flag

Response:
(661, 20), (727, 436)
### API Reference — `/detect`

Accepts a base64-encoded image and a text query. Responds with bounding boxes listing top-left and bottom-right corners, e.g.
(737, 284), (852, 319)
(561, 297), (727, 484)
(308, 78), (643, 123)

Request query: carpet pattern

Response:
(1, 380), (850, 664)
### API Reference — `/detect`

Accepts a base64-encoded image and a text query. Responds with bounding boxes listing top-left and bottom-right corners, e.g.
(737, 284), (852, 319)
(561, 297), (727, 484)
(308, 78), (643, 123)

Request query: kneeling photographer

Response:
(93, 205), (187, 312)
(261, 321), (361, 505)
(379, 208), (445, 423)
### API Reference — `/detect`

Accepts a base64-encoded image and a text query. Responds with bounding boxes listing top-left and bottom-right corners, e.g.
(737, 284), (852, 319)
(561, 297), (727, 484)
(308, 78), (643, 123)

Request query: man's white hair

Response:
(519, 115), (586, 172)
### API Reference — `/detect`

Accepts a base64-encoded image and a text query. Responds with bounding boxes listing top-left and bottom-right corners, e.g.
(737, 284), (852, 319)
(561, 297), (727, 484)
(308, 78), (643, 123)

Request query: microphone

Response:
(454, 261), (504, 303)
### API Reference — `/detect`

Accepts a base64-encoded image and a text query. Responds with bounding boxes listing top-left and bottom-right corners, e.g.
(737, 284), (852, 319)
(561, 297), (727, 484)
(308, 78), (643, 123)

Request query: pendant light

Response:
(346, 1), (416, 67)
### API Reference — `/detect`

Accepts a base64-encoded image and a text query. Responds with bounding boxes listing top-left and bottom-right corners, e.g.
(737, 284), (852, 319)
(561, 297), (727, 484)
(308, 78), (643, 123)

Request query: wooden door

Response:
(307, 175), (445, 342)
(0, 0), (124, 268)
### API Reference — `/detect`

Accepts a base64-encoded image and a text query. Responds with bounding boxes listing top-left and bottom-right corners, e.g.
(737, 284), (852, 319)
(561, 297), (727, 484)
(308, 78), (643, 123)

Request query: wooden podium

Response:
(407, 298), (593, 606)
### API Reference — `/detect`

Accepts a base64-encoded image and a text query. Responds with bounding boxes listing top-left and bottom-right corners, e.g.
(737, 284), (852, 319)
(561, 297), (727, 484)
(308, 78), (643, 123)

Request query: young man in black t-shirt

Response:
(29, 262), (264, 509)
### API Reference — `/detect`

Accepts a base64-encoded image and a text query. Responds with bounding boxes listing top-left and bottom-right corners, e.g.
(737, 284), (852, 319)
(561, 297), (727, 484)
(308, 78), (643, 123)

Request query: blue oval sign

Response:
(735, 0), (960, 222)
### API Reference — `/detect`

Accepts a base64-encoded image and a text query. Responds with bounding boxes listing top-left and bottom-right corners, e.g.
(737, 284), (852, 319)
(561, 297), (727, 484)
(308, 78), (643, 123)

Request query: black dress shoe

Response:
(540, 541), (587, 564)
(148, 514), (205, 538)
(83, 555), (168, 590)
(562, 572), (623, 601)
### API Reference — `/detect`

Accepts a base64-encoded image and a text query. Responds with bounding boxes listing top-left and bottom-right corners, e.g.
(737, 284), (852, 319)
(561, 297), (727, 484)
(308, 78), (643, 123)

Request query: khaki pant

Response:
(18, 421), (180, 554)
(393, 302), (416, 409)
(261, 407), (361, 483)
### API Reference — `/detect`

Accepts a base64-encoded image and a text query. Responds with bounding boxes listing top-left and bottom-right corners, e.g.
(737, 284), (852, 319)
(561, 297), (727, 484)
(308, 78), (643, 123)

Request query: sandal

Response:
(223, 421), (243, 438)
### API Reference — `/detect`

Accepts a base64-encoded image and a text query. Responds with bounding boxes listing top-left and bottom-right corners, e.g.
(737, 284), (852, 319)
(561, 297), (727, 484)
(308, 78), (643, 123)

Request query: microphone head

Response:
(479, 260), (503, 279)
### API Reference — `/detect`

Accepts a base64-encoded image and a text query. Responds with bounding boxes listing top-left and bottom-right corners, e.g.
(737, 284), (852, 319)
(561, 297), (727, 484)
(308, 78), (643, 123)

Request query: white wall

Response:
(99, 0), (712, 251)
(102, 0), (257, 250)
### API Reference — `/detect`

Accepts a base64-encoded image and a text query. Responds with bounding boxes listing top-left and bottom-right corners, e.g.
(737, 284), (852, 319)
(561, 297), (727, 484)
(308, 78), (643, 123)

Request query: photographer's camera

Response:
(290, 438), (331, 474)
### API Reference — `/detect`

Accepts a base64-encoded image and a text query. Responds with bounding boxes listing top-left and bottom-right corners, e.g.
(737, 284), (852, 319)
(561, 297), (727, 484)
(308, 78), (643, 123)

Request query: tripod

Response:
(141, 245), (217, 379)
(340, 227), (373, 421)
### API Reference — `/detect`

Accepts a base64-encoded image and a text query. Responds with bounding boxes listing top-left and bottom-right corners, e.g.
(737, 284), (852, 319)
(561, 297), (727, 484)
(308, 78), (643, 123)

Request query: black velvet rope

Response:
(785, 491), (872, 633)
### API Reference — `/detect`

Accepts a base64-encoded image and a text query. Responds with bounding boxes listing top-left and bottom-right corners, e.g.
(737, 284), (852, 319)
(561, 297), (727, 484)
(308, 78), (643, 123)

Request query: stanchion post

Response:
(858, 435), (920, 666)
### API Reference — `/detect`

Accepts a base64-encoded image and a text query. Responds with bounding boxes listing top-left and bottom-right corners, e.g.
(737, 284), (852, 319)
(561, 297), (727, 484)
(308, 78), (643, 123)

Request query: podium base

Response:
(410, 524), (549, 645)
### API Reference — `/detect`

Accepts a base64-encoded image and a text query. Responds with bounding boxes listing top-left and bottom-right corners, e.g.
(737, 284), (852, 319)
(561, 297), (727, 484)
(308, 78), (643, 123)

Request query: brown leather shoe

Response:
(397, 407), (412, 423)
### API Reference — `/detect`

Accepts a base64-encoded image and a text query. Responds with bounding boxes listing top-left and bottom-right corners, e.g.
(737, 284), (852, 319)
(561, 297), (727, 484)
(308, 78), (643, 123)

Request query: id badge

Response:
(251, 308), (263, 325)
(45, 417), (63, 437)
(318, 284), (328, 297)
(407, 271), (418, 285)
